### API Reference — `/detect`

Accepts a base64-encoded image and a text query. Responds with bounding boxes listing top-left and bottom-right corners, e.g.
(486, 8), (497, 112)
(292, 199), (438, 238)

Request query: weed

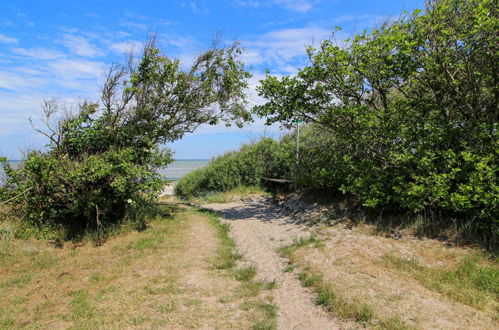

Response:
(283, 265), (295, 273)
(264, 280), (277, 290)
(279, 235), (319, 258)
(233, 266), (258, 282)
(236, 282), (263, 298)
(298, 271), (321, 287)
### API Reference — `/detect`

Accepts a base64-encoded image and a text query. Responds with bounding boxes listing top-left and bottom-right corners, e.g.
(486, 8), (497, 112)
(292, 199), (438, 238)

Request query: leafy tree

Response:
(254, 0), (498, 242)
(0, 37), (251, 240)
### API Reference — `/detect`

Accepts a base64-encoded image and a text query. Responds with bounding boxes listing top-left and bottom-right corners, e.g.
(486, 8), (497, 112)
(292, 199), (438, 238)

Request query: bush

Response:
(0, 38), (251, 241)
(253, 0), (498, 246)
(175, 138), (292, 199)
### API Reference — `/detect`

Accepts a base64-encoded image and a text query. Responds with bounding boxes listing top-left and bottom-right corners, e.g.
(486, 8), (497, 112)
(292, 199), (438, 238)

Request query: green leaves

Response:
(1, 37), (252, 240)
(251, 0), (498, 242)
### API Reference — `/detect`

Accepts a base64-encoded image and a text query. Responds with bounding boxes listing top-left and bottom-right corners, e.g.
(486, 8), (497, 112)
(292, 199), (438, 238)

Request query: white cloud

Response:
(242, 26), (332, 72)
(48, 59), (105, 78)
(0, 34), (18, 44)
(274, 0), (315, 12)
(109, 40), (140, 54)
(61, 34), (105, 57)
(12, 47), (66, 60)
(0, 70), (47, 91)
(236, 0), (323, 12)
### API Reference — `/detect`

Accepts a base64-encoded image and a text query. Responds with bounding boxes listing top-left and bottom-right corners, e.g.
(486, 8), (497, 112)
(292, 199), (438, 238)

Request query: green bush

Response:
(253, 0), (498, 245)
(175, 138), (292, 199)
(0, 38), (251, 241)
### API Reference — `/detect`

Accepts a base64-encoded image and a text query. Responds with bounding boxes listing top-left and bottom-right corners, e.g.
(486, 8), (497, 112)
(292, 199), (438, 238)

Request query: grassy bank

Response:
(280, 225), (499, 329)
(0, 202), (276, 329)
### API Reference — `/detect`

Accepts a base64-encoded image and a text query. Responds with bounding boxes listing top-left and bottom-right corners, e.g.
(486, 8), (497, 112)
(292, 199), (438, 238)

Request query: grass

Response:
(279, 234), (320, 258)
(281, 239), (413, 329)
(305, 272), (374, 324)
(68, 290), (94, 321)
(198, 208), (278, 328)
(202, 186), (266, 203)
(233, 265), (258, 281)
(383, 254), (499, 311)
(0, 203), (278, 328)
(203, 210), (243, 269)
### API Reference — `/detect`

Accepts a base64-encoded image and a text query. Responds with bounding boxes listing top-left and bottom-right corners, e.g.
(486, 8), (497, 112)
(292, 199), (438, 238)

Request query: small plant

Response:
(233, 266), (258, 282)
(264, 279), (277, 290)
(279, 235), (319, 258)
(298, 272), (321, 287)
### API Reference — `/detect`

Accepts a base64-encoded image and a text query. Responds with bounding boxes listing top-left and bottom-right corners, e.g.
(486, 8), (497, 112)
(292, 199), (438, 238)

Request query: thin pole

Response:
(295, 122), (300, 191)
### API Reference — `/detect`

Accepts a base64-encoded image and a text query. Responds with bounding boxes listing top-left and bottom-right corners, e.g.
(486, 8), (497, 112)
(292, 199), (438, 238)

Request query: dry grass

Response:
(0, 203), (276, 329)
(201, 186), (267, 204)
(284, 224), (499, 329)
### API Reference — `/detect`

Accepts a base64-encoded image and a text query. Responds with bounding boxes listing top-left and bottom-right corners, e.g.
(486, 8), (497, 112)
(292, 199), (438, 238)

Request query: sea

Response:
(0, 159), (211, 184)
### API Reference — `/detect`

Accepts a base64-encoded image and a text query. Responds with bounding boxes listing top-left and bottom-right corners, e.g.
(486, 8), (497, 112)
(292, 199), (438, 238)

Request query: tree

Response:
(0, 37), (251, 240)
(253, 0), (498, 241)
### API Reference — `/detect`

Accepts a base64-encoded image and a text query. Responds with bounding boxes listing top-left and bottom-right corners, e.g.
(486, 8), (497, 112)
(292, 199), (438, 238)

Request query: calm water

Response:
(159, 160), (210, 181)
(0, 159), (210, 184)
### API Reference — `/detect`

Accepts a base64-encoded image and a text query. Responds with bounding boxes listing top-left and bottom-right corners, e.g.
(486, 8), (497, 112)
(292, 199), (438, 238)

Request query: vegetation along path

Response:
(203, 197), (355, 330)
(0, 202), (276, 329)
(203, 194), (498, 330)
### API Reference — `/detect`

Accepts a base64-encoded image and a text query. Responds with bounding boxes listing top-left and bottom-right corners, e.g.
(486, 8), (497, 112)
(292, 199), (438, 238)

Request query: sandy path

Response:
(159, 182), (176, 197)
(203, 197), (348, 330)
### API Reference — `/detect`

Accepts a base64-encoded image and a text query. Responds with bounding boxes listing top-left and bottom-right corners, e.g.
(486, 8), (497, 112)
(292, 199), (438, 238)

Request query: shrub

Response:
(0, 37), (251, 240)
(175, 138), (292, 199)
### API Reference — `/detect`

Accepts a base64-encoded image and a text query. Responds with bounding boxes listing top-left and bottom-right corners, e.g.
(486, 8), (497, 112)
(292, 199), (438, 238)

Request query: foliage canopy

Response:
(0, 38), (251, 240)
(252, 0), (498, 243)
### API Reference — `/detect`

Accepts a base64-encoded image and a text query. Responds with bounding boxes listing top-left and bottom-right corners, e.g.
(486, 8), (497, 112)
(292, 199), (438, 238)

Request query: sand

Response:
(203, 197), (354, 330)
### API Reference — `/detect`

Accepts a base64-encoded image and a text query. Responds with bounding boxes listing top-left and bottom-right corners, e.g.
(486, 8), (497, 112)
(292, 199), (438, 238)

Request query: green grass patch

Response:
(7, 273), (32, 288)
(233, 266), (258, 282)
(377, 316), (411, 330)
(68, 289), (94, 321)
(236, 281), (263, 298)
(315, 282), (373, 323)
(298, 271), (321, 287)
(383, 254), (499, 310)
(252, 319), (277, 330)
(279, 235), (319, 258)
(202, 210), (242, 270)
(264, 279), (277, 290)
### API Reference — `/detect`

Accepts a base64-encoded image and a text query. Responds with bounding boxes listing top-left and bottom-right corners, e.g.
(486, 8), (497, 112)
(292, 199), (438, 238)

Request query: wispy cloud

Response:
(0, 33), (18, 44)
(236, 0), (323, 12)
(242, 26), (332, 72)
(12, 47), (66, 60)
(109, 40), (141, 54)
(61, 34), (105, 57)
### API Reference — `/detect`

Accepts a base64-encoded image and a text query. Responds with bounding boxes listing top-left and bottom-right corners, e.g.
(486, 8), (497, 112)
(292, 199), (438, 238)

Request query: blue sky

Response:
(0, 0), (423, 160)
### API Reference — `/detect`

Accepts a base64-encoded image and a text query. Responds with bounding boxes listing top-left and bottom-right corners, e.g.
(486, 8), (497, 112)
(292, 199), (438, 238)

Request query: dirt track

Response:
(203, 197), (351, 330)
